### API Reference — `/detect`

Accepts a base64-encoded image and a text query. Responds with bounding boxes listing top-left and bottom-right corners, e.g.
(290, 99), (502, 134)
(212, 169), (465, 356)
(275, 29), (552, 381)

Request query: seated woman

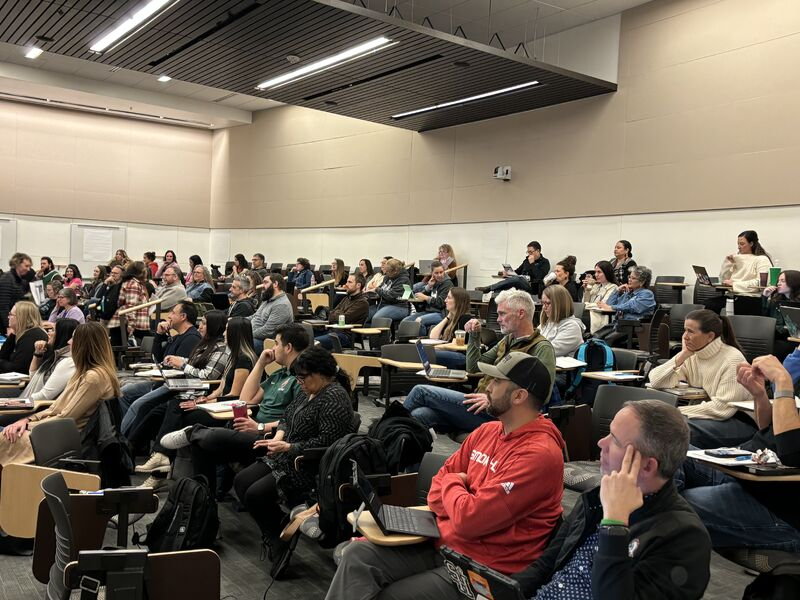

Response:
(328, 258), (348, 309)
(47, 287), (85, 325)
(358, 258), (374, 282)
(233, 346), (354, 565)
(111, 249), (132, 269)
(245, 271), (263, 307)
(546, 255), (581, 302)
(62, 264), (83, 292)
(413, 244), (458, 292)
(538, 285), (585, 358)
(708, 230), (773, 315)
(648, 309), (754, 448)
(582, 260), (618, 334)
(0, 301), (48, 375)
(38, 279), (61, 320)
(762, 269), (800, 360)
(121, 310), (229, 455)
(107, 261), (150, 346)
(595, 265), (656, 346)
(142, 317), (257, 486)
(186, 265), (214, 303)
(83, 265), (109, 301)
(430, 288), (472, 370)
(0, 321), (119, 468)
(223, 254), (250, 282)
(610, 239), (636, 285)
(182, 254), (201, 286)
(368, 258), (411, 325)
(287, 257), (314, 292)
(365, 256), (389, 293)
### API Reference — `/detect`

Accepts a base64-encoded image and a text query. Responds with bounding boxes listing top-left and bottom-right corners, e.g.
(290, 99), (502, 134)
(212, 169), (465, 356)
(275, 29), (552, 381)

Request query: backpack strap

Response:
(566, 342), (590, 392)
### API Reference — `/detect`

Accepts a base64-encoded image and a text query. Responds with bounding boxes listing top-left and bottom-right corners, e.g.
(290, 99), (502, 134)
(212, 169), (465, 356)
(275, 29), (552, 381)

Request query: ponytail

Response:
(334, 367), (352, 392)
(686, 309), (743, 353)
(719, 315), (744, 353)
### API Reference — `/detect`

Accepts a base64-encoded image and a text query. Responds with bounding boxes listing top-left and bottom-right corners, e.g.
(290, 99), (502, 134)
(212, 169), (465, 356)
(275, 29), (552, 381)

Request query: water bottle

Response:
(338, 315), (346, 326)
(725, 297), (734, 316)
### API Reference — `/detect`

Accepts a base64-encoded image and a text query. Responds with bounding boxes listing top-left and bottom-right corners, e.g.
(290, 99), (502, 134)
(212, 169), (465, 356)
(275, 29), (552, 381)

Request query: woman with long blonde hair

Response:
(0, 321), (120, 467)
(0, 301), (48, 374)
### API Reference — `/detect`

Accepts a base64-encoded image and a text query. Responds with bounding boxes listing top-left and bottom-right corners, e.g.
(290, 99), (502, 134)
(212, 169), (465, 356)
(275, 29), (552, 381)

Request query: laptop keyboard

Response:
(428, 368), (464, 378)
(382, 505), (418, 534)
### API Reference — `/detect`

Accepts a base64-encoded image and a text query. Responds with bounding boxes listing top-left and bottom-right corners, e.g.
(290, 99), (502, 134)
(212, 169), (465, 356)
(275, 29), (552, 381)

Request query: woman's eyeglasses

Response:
(295, 374), (309, 383)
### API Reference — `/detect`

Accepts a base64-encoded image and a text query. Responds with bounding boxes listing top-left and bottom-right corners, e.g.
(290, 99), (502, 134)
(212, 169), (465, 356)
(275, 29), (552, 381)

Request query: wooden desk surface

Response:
(0, 399), (54, 415)
(378, 358), (446, 370)
(347, 506), (432, 546)
(434, 341), (467, 352)
(326, 324), (356, 329)
(352, 327), (387, 335)
(708, 463), (800, 482)
(789, 337), (800, 344)
(581, 370), (643, 382)
(656, 282), (689, 288)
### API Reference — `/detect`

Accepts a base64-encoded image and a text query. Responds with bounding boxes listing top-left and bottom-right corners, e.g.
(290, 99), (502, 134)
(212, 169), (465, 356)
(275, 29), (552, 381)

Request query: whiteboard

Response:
(0, 218), (17, 268)
(70, 223), (126, 275)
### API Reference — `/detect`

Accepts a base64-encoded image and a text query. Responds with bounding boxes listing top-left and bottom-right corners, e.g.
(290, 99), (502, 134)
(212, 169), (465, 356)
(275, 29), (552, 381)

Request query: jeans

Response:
(315, 331), (352, 350)
(488, 275), (531, 293)
(325, 540), (458, 600)
(119, 380), (157, 417)
(403, 385), (495, 434)
(676, 450), (800, 552)
(370, 304), (410, 326)
(191, 426), (263, 495)
(153, 398), (219, 457)
(433, 350), (466, 370)
(401, 312), (444, 336)
(121, 384), (172, 437)
(412, 282), (427, 293)
(687, 417), (758, 449)
(254, 338), (265, 354)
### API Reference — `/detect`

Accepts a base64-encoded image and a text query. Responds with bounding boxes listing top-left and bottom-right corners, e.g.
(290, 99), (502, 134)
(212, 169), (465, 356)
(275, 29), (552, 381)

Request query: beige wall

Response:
(0, 101), (212, 228)
(210, 0), (800, 228)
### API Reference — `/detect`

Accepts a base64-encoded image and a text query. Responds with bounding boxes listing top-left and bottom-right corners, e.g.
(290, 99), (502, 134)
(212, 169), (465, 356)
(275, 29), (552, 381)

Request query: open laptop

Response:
(418, 259), (433, 275)
(415, 340), (466, 379)
(441, 546), (525, 600)
(692, 265), (712, 286)
(780, 305), (800, 338)
(153, 358), (206, 391)
(501, 263), (515, 275)
(351, 460), (440, 538)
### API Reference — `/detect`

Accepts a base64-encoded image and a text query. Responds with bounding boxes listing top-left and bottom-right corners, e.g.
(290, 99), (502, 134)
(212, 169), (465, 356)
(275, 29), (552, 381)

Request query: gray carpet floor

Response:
(2, 386), (755, 599)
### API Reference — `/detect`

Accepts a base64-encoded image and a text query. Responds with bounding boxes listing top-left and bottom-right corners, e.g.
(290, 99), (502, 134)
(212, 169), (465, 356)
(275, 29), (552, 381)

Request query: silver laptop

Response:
(415, 340), (466, 379)
(153, 359), (206, 390)
(418, 259), (433, 274)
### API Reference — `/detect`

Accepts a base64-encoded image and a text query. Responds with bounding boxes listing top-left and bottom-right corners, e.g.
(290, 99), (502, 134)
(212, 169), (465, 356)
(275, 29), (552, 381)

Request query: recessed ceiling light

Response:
(391, 80), (542, 119)
(25, 47), (43, 59)
(90, 0), (180, 53)
(157, 75), (172, 82)
(256, 36), (397, 91)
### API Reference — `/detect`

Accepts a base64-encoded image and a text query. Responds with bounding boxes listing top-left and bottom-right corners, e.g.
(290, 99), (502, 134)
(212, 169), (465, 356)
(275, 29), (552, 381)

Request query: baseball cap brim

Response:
(477, 361), (509, 380)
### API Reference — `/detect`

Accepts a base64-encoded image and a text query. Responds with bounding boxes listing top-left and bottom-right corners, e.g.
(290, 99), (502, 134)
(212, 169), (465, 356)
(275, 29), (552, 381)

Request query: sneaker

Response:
(159, 426), (194, 450)
(141, 474), (169, 492)
(135, 452), (170, 473)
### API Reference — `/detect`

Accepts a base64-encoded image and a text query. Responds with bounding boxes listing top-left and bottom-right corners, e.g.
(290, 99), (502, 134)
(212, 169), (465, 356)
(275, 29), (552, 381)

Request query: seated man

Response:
(315, 273), (368, 350)
(227, 275), (256, 318)
(119, 301), (201, 416)
(677, 354), (800, 554)
(150, 265), (187, 317)
(326, 353), (565, 600)
(478, 241), (550, 296)
(400, 261), (453, 335)
(514, 399), (711, 599)
(250, 253), (268, 278)
(159, 323), (308, 497)
(404, 289), (555, 434)
(249, 273), (293, 353)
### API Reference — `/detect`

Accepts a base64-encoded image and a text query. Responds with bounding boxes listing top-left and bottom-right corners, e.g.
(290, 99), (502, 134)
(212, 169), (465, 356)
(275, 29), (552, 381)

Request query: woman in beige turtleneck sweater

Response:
(649, 309), (755, 448)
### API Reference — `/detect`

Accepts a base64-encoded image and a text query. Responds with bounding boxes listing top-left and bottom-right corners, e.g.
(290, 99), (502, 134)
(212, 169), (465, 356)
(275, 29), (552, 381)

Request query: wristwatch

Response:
(257, 423), (265, 433)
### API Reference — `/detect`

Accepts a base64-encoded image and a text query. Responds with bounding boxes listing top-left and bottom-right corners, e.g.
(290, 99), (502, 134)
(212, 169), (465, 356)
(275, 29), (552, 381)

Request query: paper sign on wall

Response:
(82, 228), (113, 262)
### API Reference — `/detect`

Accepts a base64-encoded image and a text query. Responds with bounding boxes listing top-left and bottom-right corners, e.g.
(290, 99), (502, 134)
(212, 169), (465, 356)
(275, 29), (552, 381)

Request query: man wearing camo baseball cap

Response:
(477, 351), (552, 417)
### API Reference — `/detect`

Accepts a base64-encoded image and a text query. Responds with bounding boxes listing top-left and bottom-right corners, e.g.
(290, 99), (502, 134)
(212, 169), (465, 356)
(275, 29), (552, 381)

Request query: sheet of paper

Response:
(82, 228), (113, 262)
(556, 356), (588, 369)
(687, 449), (757, 467)
(134, 369), (184, 378)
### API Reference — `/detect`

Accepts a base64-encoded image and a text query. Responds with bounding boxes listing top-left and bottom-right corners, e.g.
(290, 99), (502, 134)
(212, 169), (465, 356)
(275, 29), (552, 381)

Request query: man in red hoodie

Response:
(325, 352), (565, 600)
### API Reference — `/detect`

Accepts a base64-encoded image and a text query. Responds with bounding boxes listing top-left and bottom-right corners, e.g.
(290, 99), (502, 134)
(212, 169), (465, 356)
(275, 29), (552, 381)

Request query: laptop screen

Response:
(780, 306), (800, 337)
(351, 460), (385, 520)
(415, 340), (432, 374)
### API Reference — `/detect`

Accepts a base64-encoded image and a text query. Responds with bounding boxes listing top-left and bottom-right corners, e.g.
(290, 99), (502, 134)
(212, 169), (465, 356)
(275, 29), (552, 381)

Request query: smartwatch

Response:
(257, 423), (265, 433)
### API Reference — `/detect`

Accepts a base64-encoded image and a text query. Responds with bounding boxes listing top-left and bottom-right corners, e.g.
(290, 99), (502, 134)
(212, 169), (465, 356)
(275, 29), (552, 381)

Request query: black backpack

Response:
(743, 562), (800, 600)
(564, 339), (616, 407)
(367, 401), (433, 474)
(316, 433), (388, 548)
(134, 476), (218, 552)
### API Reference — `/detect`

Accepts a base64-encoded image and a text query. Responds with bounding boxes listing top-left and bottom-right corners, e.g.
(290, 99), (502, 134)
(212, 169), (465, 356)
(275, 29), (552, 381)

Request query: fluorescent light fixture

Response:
(90, 0), (180, 53)
(256, 36), (396, 90)
(25, 47), (43, 59)
(157, 75), (172, 82)
(391, 80), (542, 119)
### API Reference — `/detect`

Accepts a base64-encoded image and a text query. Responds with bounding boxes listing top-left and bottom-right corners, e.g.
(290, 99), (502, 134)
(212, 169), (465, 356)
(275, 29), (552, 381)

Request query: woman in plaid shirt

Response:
(108, 261), (151, 346)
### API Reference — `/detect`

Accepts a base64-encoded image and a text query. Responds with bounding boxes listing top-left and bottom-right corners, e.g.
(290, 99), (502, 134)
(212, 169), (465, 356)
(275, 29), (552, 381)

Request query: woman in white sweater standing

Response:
(648, 309), (754, 448)
(538, 284), (585, 357)
(582, 260), (618, 334)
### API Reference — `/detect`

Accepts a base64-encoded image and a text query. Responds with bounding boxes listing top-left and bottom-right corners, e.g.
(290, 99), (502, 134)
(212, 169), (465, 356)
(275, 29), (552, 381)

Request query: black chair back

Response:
(486, 297), (500, 332)
(693, 282), (724, 305)
(726, 315), (776, 363)
(414, 453), (448, 505)
(669, 304), (704, 341)
(395, 320), (422, 343)
(654, 276), (685, 306)
(30, 418), (81, 468)
(573, 302), (585, 319)
(41, 472), (74, 600)
(612, 348), (638, 371)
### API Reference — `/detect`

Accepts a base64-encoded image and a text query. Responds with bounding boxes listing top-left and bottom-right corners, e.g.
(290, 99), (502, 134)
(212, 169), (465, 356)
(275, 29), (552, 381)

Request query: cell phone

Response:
(704, 448), (752, 458)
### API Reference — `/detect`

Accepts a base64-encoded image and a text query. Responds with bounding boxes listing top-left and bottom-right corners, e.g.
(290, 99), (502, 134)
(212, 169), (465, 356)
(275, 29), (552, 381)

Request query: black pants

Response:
(233, 461), (284, 538)
(153, 398), (219, 457)
(190, 427), (263, 495)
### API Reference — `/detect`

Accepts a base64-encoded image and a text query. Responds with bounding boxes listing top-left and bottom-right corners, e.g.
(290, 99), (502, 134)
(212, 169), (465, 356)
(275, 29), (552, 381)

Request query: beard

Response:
(485, 390), (511, 417)
(262, 286), (275, 302)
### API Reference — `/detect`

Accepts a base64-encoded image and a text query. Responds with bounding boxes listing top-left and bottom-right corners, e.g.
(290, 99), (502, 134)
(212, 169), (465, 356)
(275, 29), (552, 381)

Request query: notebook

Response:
(440, 546), (525, 600)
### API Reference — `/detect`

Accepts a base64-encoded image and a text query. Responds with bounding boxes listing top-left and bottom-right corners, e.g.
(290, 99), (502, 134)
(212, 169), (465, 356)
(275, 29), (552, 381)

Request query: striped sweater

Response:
(648, 337), (753, 421)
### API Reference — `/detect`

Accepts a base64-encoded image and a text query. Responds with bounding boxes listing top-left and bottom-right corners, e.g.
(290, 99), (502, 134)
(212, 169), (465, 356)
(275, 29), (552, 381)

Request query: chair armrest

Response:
(58, 458), (101, 474)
